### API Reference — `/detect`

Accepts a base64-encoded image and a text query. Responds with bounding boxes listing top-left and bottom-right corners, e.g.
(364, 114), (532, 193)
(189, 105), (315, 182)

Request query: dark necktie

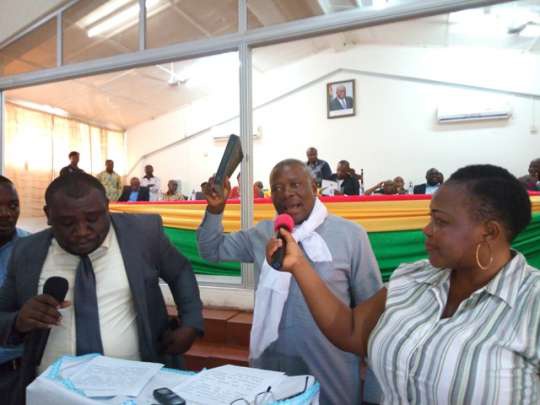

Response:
(74, 255), (104, 355)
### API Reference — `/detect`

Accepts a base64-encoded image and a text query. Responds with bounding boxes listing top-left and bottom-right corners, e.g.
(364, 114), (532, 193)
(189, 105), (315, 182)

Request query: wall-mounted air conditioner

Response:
(212, 126), (262, 140)
(437, 104), (512, 124)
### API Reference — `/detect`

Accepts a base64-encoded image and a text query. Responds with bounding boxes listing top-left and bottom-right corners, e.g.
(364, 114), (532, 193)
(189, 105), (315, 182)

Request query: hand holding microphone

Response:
(267, 214), (309, 273)
(15, 276), (70, 334)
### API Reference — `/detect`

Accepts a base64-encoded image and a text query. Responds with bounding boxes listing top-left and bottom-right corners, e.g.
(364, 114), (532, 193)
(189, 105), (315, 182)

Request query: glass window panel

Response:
(4, 103), (53, 217)
(146, 0), (238, 49)
(63, 0), (139, 65)
(252, 0), (540, 193)
(105, 129), (126, 175)
(0, 18), (56, 76)
(90, 126), (104, 174)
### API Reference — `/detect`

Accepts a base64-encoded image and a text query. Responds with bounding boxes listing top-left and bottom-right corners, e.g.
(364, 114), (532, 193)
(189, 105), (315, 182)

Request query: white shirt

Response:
(141, 176), (161, 201)
(425, 184), (440, 195)
(38, 227), (140, 373)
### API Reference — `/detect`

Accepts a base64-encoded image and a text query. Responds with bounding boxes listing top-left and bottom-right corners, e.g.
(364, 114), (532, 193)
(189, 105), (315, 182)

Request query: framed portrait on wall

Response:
(327, 79), (356, 119)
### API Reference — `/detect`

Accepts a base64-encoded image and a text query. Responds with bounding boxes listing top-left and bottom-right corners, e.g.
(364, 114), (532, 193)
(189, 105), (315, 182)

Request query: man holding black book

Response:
(197, 159), (382, 405)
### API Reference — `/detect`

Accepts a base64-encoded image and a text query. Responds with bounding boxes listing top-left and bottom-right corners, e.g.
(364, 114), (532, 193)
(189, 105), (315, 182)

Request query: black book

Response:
(214, 134), (243, 195)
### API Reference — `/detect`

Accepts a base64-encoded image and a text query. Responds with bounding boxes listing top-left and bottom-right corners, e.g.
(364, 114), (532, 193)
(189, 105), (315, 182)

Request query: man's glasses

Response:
(230, 376), (310, 405)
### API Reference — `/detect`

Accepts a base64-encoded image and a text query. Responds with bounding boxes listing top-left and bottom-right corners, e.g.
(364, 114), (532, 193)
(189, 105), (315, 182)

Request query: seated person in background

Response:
(519, 158), (540, 191)
(306, 147), (332, 187)
(330, 160), (360, 195)
(253, 181), (264, 198)
(393, 176), (407, 194)
(162, 180), (186, 201)
(229, 173), (241, 199)
(267, 164), (539, 404)
(194, 182), (208, 200)
(413, 168), (443, 194)
(0, 173), (203, 404)
(365, 180), (397, 195)
(0, 176), (30, 405)
(349, 167), (364, 183)
(229, 175), (265, 199)
(118, 177), (150, 202)
(197, 159), (383, 405)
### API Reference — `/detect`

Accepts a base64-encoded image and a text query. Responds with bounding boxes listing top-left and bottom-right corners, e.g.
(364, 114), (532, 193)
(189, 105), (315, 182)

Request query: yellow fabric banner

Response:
(110, 196), (540, 233)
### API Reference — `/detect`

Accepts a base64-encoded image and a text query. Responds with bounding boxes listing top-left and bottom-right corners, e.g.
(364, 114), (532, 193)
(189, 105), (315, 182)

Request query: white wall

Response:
(126, 44), (540, 193)
(126, 92), (239, 194)
(0, 0), (66, 44)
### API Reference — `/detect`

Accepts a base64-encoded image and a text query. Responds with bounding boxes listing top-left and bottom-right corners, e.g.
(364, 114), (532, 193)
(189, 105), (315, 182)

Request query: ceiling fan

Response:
(155, 62), (188, 86)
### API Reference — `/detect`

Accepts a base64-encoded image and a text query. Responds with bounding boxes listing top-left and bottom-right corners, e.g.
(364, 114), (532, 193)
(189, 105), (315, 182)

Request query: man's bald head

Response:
(269, 159), (317, 225)
(270, 159), (314, 183)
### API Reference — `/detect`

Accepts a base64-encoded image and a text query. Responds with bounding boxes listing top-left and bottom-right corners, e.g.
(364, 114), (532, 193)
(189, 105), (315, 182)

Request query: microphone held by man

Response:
(269, 214), (294, 270)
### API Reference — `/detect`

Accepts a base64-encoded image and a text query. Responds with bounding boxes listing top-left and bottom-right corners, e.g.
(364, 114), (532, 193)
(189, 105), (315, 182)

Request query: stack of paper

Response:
(68, 356), (163, 398)
(173, 365), (286, 405)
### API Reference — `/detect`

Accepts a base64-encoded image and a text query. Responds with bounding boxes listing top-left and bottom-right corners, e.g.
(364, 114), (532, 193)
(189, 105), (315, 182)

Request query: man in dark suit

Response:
(329, 85), (354, 111)
(306, 147), (332, 187)
(118, 177), (150, 202)
(330, 160), (360, 195)
(0, 173), (203, 404)
(59, 151), (84, 177)
(0, 177), (29, 405)
(413, 168), (443, 195)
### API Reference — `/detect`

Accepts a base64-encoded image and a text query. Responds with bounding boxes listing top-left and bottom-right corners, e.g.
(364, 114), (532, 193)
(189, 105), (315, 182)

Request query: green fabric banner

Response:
(164, 213), (540, 281)
(164, 227), (241, 277)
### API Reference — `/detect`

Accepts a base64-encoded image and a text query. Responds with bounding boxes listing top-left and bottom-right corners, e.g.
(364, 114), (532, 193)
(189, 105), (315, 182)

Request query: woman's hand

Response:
(265, 228), (310, 274)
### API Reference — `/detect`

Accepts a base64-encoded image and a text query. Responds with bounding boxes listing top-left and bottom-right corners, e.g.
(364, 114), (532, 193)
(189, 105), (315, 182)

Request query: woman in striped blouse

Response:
(266, 164), (540, 404)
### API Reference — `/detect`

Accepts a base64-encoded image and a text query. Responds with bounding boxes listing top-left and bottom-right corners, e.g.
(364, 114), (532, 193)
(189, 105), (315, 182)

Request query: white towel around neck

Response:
(249, 198), (333, 360)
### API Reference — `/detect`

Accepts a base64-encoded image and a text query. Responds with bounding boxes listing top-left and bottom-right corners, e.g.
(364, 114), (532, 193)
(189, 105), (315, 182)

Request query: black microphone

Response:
(270, 214), (294, 270)
(31, 277), (69, 366)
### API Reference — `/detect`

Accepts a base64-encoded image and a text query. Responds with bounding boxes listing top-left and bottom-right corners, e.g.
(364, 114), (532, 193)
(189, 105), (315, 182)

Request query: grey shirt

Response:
(197, 211), (383, 404)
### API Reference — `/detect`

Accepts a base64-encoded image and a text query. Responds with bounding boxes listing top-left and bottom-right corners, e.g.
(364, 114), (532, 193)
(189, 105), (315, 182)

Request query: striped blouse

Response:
(368, 252), (540, 404)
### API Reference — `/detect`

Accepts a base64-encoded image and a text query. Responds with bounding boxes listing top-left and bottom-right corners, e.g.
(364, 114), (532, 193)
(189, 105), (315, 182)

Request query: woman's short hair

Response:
(447, 164), (531, 241)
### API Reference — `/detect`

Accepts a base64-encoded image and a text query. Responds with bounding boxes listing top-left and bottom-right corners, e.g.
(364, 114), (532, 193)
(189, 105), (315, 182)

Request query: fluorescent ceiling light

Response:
(87, 0), (159, 38)
(77, 0), (132, 29)
(520, 24), (540, 38)
(10, 99), (69, 117)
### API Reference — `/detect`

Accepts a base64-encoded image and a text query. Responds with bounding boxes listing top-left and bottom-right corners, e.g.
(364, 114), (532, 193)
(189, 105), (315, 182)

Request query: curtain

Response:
(5, 102), (125, 217)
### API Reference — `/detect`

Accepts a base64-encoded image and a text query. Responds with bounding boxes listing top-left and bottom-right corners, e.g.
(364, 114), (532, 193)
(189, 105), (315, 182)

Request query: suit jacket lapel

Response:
(20, 229), (54, 302)
(18, 229), (53, 398)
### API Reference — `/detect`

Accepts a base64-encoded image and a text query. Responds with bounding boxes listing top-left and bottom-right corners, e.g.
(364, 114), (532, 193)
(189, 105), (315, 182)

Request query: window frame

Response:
(0, 0), (510, 291)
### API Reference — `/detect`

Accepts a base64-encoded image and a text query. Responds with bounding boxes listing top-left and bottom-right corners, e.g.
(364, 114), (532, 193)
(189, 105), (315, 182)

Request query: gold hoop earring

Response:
(475, 241), (494, 270)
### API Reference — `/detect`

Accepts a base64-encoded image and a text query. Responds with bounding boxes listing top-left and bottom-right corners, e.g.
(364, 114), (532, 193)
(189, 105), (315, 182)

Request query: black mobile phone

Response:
(153, 387), (186, 405)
